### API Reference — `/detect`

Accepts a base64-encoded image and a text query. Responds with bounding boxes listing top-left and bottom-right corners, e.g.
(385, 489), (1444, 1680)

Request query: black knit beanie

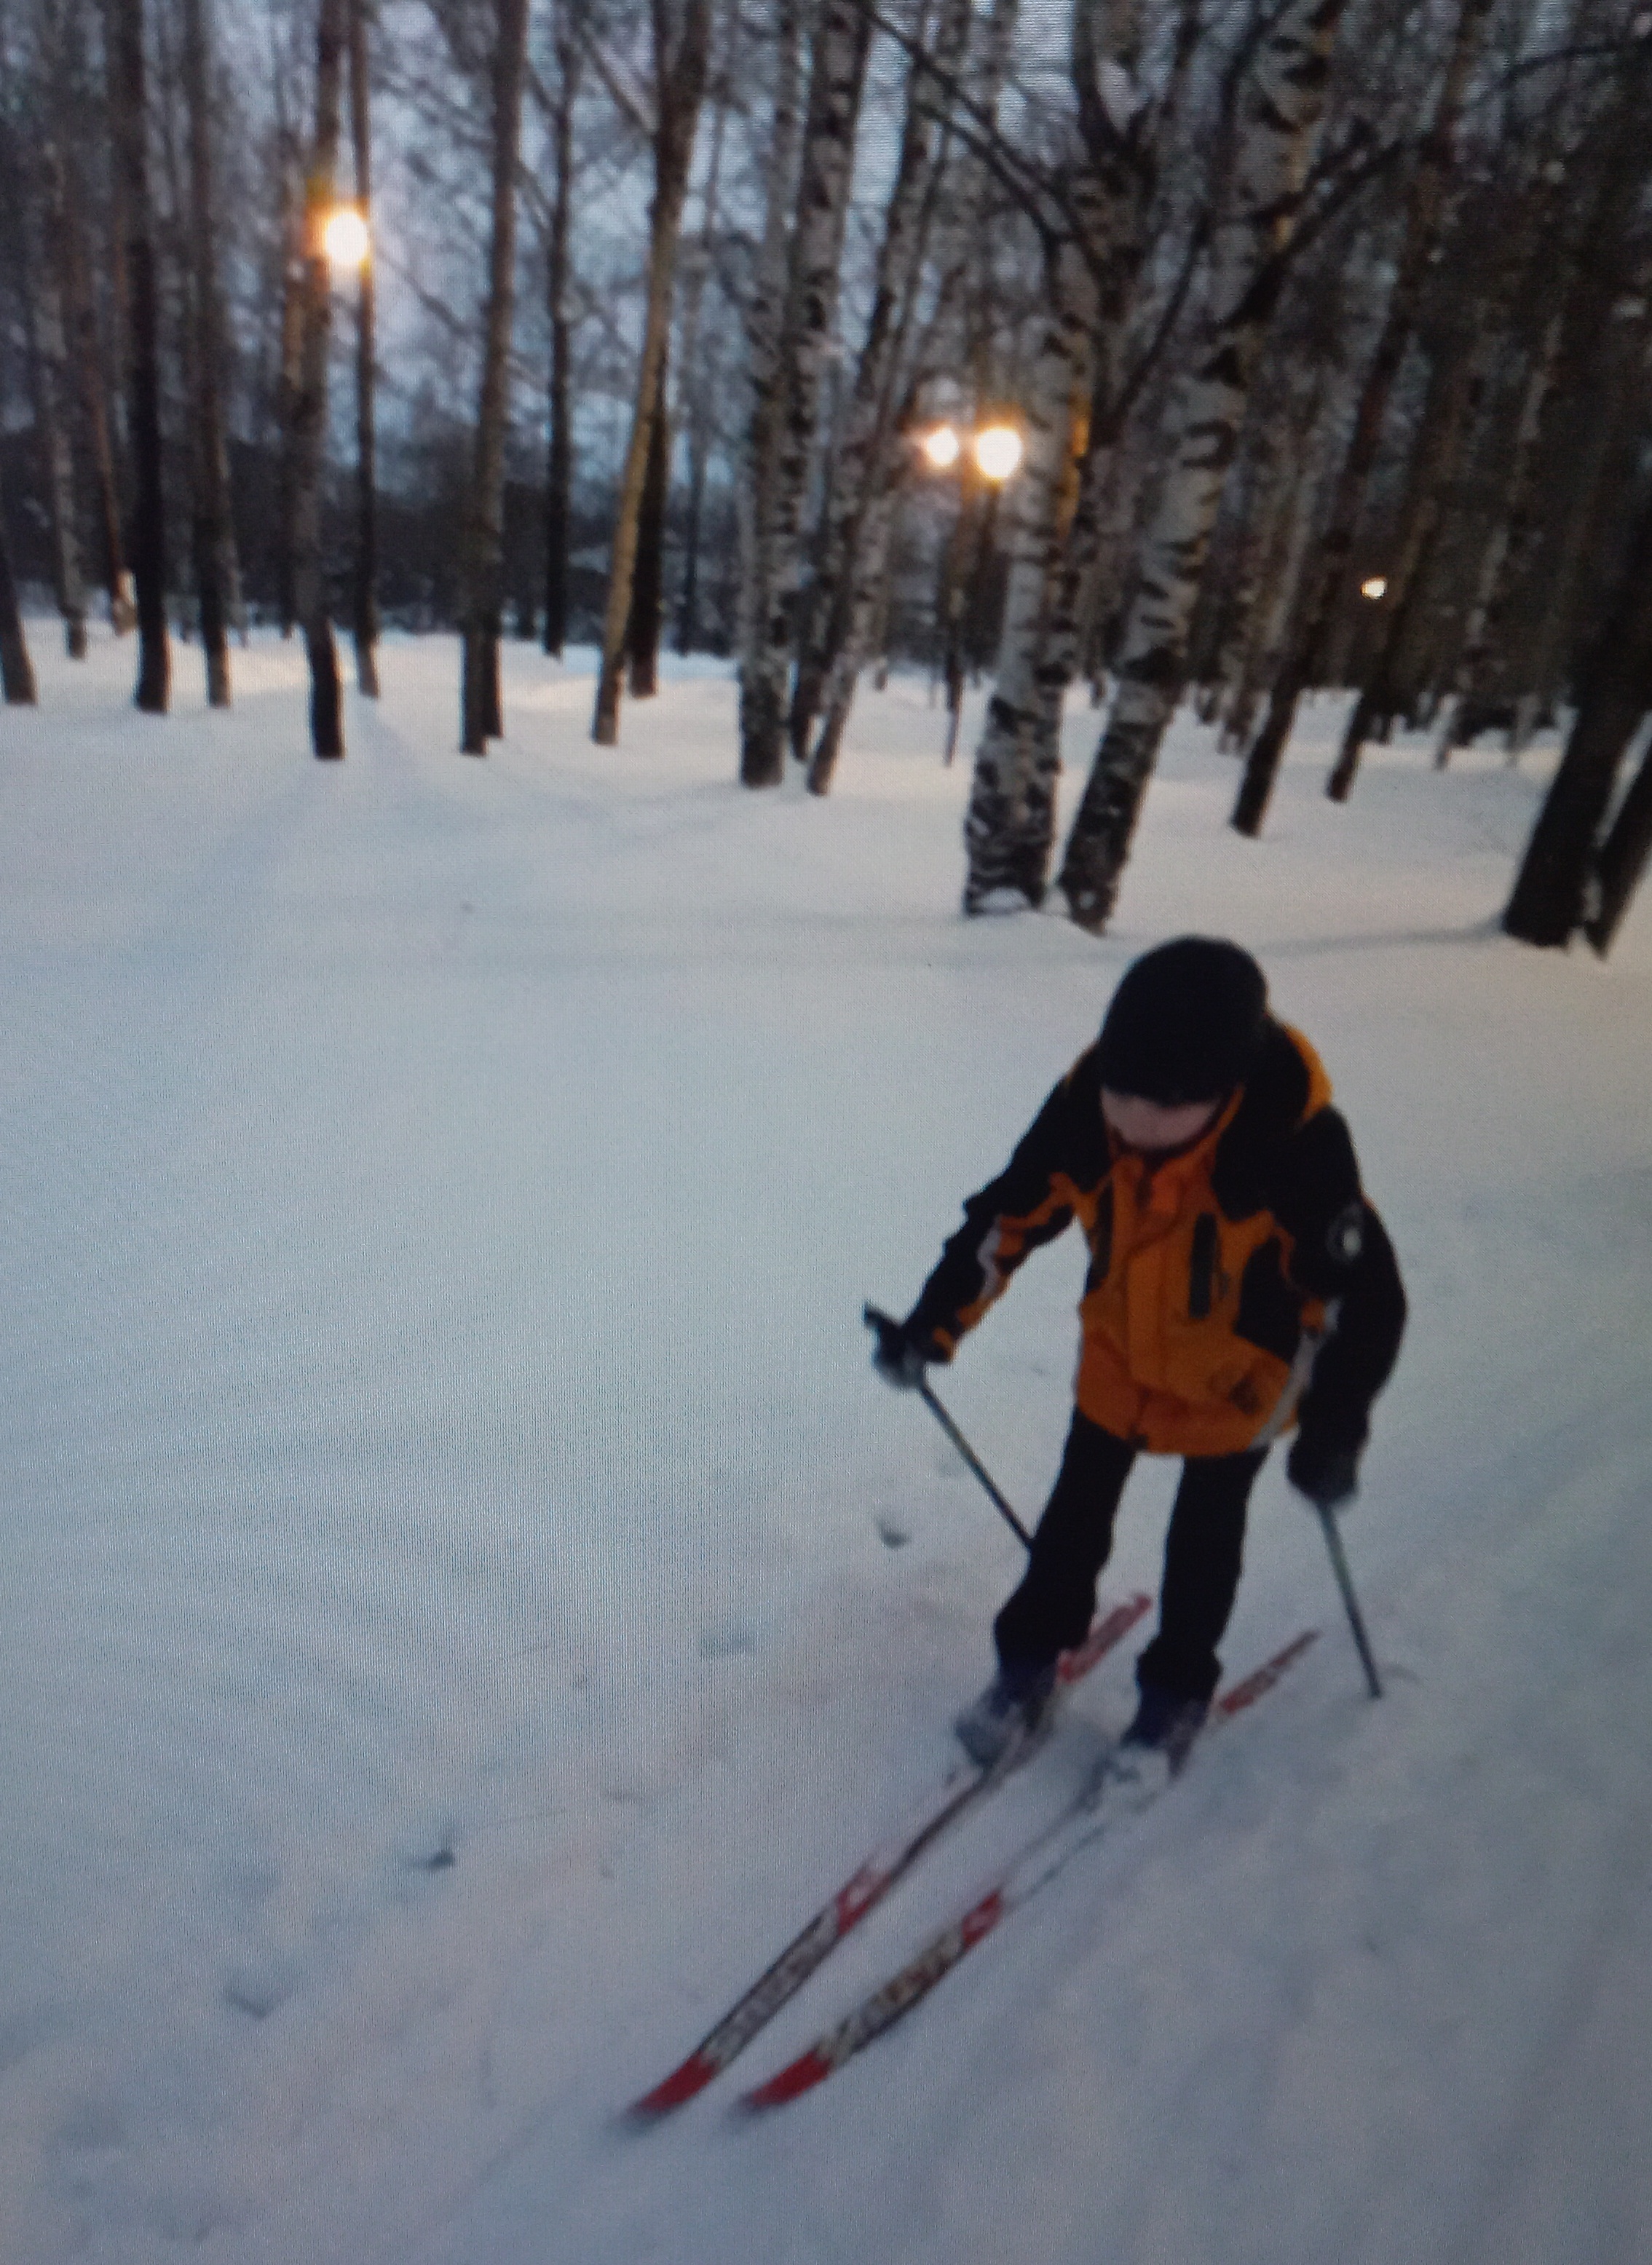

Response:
(1096, 937), (1268, 1105)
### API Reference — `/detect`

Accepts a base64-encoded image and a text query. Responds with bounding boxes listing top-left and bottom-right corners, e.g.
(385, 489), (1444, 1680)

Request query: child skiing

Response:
(872, 936), (1406, 1771)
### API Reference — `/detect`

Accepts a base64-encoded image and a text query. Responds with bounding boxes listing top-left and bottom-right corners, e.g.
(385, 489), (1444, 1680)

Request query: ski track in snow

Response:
(1, 631), (1648, 2264)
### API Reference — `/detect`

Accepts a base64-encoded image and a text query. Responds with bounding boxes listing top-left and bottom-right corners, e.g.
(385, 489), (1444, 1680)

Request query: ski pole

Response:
(1315, 1504), (1383, 1699)
(1259, 1300), (1380, 1698)
(863, 1305), (1032, 1553)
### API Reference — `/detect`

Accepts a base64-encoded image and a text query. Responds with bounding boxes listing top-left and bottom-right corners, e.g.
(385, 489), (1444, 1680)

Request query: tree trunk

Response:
(460, 0), (531, 754)
(1058, 0), (1345, 931)
(292, 0), (346, 756)
(1230, 0), (1493, 836)
(732, 0), (805, 767)
(1495, 55), (1652, 751)
(792, 0), (971, 785)
(960, 239), (1097, 907)
(1434, 308), (1560, 766)
(179, 0), (234, 706)
(542, 14), (579, 660)
(1503, 491), (1652, 949)
(591, 0), (711, 746)
(737, 0), (874, 786)
(348, 0), (379, 696)
(1585, 726), (1652, 959)
(671, 0), (735, 658)
(60, 127), (133, 633)
(1324, 320), (1486, 801)
(26, 141), (89, 659)
(274, 157), (305, 639)
(625, 341), (669, 697)
(0, 482), (37, 703)
(107, 0), (169, 712)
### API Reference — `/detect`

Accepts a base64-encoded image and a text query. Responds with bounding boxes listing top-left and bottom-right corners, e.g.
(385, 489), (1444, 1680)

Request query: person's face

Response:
(1101, 1088), (1222, 1156)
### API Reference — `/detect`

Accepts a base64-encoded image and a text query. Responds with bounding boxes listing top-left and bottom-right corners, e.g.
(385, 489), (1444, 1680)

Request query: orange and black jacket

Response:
(906, 1020), (1406, 1460)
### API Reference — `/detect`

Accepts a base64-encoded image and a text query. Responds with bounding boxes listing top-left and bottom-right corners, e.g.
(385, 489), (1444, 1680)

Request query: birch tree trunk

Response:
(1584, 724), (1652, 960)
(1503, 487), (1652, 948)
(1230, 0), (1493, 836)
(179, 0), (234, 706)
(459, 0), (530, 753)
(107, 0), (169, 712)
(960, 271), (1104, 906)
(625, 338), (669, 697)
(60, 125), (133, 632)
(274, 151), (305, 639)
(1434, 309), (1560, 766)
(347, 0), (379, 697)
(591, 0), (712, 746)
(793, 0), (970, 788)
(1325, 317), (1487, 801)
(0, 481), (37, 703)
(671, 0), (735, 657)
(542, 12), (579, 658)
(292, 0), (346, 756)
(27, 134), (89, 659)
(1057, 0), (1344, 931)
(960, 0), (1210, 909)
(734, 0), (805, 765)
(737, 0), (873, 788)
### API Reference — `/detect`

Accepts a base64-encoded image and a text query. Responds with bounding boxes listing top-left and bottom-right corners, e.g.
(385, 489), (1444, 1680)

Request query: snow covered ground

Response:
(2, 626), (1649, 2265)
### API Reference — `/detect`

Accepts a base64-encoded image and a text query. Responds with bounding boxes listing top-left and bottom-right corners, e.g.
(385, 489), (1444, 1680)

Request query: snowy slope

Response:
(1, 629), (1648, 2265)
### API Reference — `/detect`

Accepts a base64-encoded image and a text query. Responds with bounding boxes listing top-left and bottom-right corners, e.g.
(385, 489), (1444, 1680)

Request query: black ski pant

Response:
(992, 1408), (1268, 1705)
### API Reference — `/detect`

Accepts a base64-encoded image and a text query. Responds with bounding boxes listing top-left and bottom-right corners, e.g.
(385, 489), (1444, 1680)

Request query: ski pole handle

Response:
(863, 1305), (1032, 1554)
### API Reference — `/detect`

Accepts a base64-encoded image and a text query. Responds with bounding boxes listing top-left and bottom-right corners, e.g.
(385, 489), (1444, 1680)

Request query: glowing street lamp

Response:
(320, 204), (371, 272)
(971, 423), (1024, 483)
(1360, 575), (1388, 600)
(920, 422), (963, 470)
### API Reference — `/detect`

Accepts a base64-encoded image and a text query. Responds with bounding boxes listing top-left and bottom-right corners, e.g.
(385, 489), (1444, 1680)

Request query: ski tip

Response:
(624, 2052), (719, 2124)
(738, 2049), (832, 2115)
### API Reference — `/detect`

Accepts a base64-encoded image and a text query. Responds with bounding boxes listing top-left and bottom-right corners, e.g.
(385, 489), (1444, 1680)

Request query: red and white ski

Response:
(740, 1629), (1319, 2112)
(625, 1592), (1152, 2119)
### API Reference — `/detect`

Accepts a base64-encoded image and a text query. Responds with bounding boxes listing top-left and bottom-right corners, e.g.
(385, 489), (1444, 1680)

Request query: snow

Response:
(2, 627), (1649, 2265)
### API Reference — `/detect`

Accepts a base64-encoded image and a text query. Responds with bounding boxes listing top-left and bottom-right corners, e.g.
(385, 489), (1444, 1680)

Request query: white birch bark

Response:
(738, 0), (874, 788)
(734, 0), (806, 689)
(797, 0), (972, 791)
(1058, 0), (1345, 930)
(960, 236), (1098, 908)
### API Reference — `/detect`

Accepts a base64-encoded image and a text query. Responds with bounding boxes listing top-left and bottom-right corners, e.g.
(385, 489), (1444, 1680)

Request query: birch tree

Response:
(1230, 0), (1493, 836)
(590, 0), (712, 746)
(1056, 0), (1345, 932)
(960, 0), (1211, 909)
(179, 0), (234, 705)
(0, 478), (36, 701)
(791, 0), (971, 791)
(347, 0), (379, 697)
(733, 0), (805, 778)
(106, 0), (169, 711)
(540, 7), (580, 659)
(25, 115), (90, 657)
(459, 0), (529, 755)
(291, 0), (345, 756)
(1503, 482), (1652, 949)
(671, 0), (735, 657)
(737, 0), (874, 787)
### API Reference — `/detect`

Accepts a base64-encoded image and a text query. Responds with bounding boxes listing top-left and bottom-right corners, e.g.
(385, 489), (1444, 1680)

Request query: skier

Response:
(872, 936), (1406, 1772)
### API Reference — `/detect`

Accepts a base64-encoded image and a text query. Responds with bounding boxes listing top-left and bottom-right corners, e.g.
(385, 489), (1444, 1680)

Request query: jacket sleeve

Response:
(1267, 1107), (1407, 1457)
(904, 1069), (1089, 1358)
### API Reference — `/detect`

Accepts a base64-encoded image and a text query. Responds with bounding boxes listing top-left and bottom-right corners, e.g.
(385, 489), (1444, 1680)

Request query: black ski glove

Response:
(1287, 1428), (1360, 1511)
(869, 1311), (942, 1391)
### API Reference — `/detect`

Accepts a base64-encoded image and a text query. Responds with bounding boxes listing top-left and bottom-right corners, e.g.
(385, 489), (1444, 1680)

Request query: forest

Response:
(1, 0), (1649, 949)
